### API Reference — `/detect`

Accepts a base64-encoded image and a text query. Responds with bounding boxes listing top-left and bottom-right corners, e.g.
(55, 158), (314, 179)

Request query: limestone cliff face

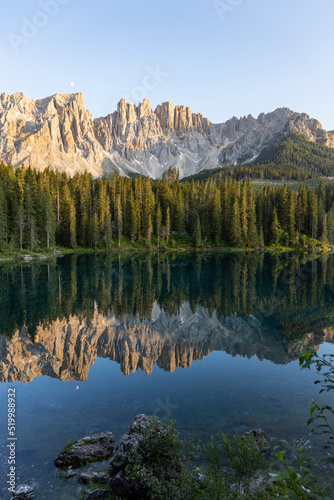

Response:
(288, 112), (334, 146)
(0, 92), (104, 176)
(0, 92), (333, 179)
(0, 302), (332, 383)
(94, 102), (334, 177)
(217, 108), (334, 165)
(93, 98), (214, 178)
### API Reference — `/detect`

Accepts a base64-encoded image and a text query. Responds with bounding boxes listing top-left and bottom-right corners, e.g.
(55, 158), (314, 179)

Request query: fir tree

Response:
(115, 195), (123, 249)
(195, 214), (202, 248)
(321, 213), (328, 245)
(271, 208), (281, 245)
(156, 202), (162, 247)
(0, 182), (8, 247)
(230, 199), (242, 247)
(165, 206), (171, 245)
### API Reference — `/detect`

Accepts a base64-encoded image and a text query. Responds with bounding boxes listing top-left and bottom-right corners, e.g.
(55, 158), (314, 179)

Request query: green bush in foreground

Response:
(299, 346), (334, 464)
(125, 418), (332, 499)
(126, 417), (272, 499)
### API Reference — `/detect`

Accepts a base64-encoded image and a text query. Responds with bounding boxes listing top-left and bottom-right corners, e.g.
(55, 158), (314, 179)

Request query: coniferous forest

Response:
(0, 162), (333, 252)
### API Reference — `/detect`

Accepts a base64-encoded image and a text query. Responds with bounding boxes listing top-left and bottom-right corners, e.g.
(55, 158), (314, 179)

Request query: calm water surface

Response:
(0, 252), (334, 499)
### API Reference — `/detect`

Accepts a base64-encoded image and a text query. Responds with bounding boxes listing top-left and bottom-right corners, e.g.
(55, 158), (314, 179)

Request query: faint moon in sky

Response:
(70, 82), (75, 87)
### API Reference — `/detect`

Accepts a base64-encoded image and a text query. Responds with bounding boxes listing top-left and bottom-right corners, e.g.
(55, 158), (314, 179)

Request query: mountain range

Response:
(0, 91), (333, 179)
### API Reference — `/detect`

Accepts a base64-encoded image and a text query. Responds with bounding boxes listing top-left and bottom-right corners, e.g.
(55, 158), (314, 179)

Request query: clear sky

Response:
(1, 0), (333, 129)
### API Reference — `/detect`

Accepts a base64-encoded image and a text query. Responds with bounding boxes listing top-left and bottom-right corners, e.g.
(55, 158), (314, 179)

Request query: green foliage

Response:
(125, 417), (271, 500)
(299, 342), (334, 463)
(222, 433), (266, 493)
(200, 433), (267, 498)
(63, 441), (74, 454)
(271, 443), (328, 499)
(125, 416), (199, 500)
(124, 418), (332, 499)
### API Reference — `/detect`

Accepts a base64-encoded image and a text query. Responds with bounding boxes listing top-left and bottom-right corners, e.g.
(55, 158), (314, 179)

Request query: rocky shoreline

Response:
(12, 414), (274, 500)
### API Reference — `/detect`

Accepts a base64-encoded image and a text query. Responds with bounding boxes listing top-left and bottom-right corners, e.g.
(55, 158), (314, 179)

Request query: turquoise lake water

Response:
(0, 252), (333, 498)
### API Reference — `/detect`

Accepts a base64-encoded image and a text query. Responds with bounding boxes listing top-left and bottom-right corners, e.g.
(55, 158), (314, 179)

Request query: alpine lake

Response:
(0, 251), (334, 499)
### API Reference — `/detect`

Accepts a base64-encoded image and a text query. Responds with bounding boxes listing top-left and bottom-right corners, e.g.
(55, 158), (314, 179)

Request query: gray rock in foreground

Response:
(12, 484), (35, 499)
(54, 432), (116, 469)
(246, 429), (271, 453)
(108, 414), (181, 499)
(78, 472), (109, 485)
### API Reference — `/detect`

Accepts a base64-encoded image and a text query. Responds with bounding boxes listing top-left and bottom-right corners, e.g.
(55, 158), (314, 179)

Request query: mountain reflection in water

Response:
(0, 252), (334, 383)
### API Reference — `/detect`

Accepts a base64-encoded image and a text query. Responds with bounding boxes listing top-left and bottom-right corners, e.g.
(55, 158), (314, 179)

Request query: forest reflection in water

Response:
(0, 252), (333, 383)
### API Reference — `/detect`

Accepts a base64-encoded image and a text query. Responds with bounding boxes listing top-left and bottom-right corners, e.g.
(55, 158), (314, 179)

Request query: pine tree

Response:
(146, 214), (153, 248)
(165, 206), (171, 245)
(287, 191), (296, 240)
(60, 183), (76, 249)
(297, 185), (308, 233)
(247, 182), (257, 247)
(327, 209), (334, 244)
(321, 213), (328, 245)
(258, 227), (264, 247)
(271, 208), (281, 245)
(90, 211), (99, 251)
(115, 195), (123, 249)
(29, 216), (36, 251)
(130, 191), (140, 243)
(97, 181), (108, 240)
(175, 191), (185, 234)
(212, 191), (222, 245)
(195, 214), (202, 248)
(280, 185), (290, 232)
(24, 176), (37, 250)
(308, 191), (318, 239)
(142, 177), (154, 237)
(230, 199), (242, 246)
(77, 174), (92, 247)
(43, 191), (56, 248)
(156, 202), (162, 247)
(104, 203), (112, 248)
(0, 182), (8, 247)
(68, 200), (76, 249)
(240, 182), (248, 244)
(16, 203), (25, 251)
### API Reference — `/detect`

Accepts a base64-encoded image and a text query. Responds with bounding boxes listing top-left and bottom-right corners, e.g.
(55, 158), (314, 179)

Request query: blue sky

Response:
(1, 0), (333, 129)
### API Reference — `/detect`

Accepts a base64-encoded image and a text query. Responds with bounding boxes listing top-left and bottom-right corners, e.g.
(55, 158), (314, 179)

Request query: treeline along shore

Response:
(0, 164), (333, 252)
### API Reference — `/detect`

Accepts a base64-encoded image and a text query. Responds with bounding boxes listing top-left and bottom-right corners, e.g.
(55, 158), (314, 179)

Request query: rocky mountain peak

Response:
(0, 92), (333, 179)
(0, 90), (103, 176)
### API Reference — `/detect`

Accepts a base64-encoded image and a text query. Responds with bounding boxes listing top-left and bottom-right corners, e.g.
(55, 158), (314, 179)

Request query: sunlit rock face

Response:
(1, 92), (333, 179)
(0, 301), (332, 383)
(0, 92), (104, 177)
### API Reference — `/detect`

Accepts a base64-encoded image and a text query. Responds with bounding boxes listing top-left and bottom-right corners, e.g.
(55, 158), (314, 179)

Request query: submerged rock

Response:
(246, 429), (270, 453)
(54, 432), (116, 469)
(78, 472), (109, 485)
(12, 484), (35, 499)
(64, 468), (76, 479)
